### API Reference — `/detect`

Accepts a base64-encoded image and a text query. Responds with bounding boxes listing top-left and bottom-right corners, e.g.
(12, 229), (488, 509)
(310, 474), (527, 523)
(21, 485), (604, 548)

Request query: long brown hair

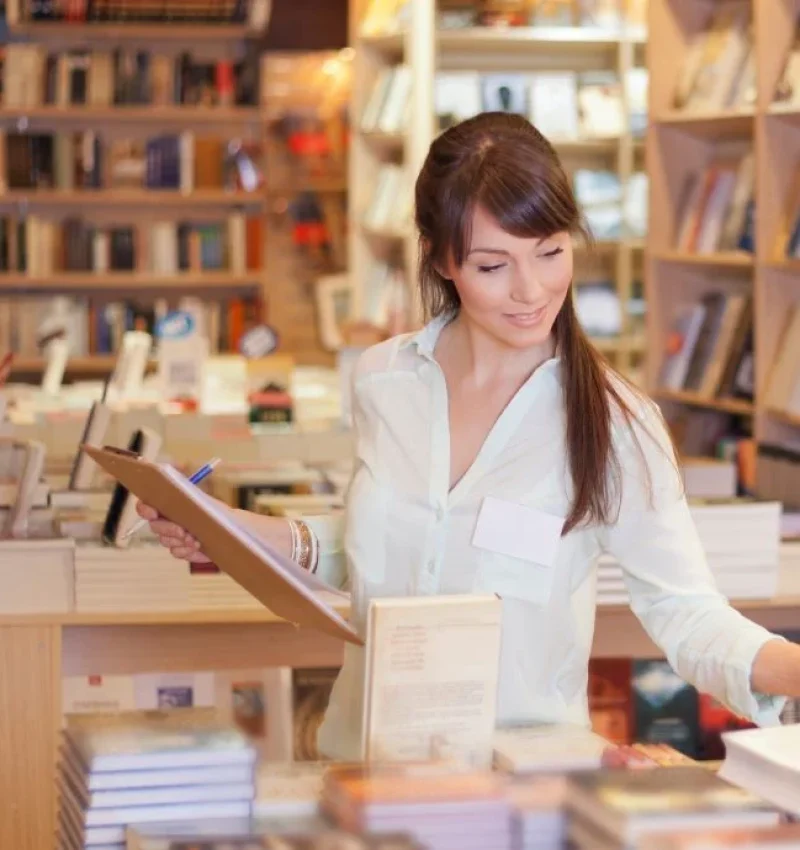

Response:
(415, 112), (649, 535)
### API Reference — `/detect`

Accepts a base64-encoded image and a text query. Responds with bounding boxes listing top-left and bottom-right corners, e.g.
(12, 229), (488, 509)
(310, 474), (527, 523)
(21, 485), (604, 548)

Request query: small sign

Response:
(156, 310), (207, 406)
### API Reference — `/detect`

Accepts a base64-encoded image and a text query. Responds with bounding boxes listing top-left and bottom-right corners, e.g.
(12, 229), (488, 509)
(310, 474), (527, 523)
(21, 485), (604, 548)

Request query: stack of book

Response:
(321, 762), (512, 850)
(567, 767), (780, 850)
(690, 500), (781, 600)
(504, 775), (568, 850)
(638, 824), (800, 850)
(58, 710), (257, 850)
(74, 543), (190, 613)
(719, 724), (800, 819)
(596, 500), (782, 604)
(492, 724), (611, 774)
(777, 541), (800, 597)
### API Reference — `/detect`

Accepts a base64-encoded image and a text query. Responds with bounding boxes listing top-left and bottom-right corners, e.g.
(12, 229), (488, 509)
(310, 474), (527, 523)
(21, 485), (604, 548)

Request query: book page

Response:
(362, 596), (502, 769)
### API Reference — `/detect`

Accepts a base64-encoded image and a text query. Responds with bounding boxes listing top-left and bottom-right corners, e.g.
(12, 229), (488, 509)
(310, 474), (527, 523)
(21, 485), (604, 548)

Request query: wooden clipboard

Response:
(84, 445), (362, 646)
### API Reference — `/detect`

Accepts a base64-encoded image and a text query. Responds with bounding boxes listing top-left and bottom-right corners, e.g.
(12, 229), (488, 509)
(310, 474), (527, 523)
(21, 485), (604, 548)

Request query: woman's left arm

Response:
(600, 398), (794, 725)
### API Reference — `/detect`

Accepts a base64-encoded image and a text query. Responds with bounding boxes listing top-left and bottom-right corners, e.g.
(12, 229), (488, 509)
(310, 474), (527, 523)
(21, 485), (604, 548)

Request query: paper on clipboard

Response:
(84, 445), (361, 646)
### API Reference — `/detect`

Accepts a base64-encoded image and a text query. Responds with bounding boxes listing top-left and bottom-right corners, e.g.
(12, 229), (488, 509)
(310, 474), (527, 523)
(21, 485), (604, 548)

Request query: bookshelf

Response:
(646, 0), (800, 503)
(349, 0), (648, 379)
(0, 1), (353, 373)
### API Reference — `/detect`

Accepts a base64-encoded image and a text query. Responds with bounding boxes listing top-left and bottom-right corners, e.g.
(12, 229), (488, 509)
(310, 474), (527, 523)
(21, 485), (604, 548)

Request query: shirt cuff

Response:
(726, 630), (788, 726)
(303, 513), (346, 590)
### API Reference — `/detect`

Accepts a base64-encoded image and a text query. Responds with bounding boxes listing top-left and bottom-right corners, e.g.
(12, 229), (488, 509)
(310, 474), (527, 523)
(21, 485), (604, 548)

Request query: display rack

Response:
(646, 0), (800, 490)
(349, 0), (648, 380)
(2, 596), (799, 850)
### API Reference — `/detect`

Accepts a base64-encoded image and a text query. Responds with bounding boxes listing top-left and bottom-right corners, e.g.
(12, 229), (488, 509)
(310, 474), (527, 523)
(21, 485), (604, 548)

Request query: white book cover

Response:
(360, 68), (394, 132)
(481, 74), (528, 116)
(719, 724), (800, 817)
(65, 710), (257, 773)
(529, 73), (579, 140)
(378, 65), (412, 134)
(361, 593), (502, 768)
(435, 72), (482, 130)
(578, 74), (624, 138)
(493, 723), (611, 773)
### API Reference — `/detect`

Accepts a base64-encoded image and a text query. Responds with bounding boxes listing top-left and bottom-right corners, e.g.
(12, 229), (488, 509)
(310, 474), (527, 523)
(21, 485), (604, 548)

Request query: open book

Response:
(84, 446), (359, 645)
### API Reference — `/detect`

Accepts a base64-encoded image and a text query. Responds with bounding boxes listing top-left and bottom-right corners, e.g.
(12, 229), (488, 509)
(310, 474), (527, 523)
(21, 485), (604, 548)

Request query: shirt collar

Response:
(399, 311), (562, 376)
(399, 311), (455, 361)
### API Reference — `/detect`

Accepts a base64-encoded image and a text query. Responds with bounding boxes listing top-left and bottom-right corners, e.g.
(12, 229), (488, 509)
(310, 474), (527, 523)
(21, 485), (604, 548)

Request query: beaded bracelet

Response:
(287, 518), (319, 573)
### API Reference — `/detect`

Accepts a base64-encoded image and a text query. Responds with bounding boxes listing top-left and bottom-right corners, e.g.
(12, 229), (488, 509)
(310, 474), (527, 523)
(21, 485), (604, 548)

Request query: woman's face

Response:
(445, 205), (574, 350)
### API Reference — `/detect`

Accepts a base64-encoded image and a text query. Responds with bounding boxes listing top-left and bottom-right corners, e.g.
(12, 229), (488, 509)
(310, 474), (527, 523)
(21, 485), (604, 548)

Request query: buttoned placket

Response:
(415, 341), (558, 595)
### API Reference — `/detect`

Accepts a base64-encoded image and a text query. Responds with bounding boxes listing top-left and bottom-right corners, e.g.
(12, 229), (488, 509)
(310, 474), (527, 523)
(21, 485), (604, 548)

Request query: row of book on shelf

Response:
(12, 0), (271, 25)
(362, 164), (647, 241)
(2, 43), (262, 110)
(2, 131), (263, 195)
(673, 2), (800, 114)
(674, 152), (754, 257)
(660, 291), (800, 421)
(0, 292), (263, 359)
(362, 64), (647, 145)
(2, 42), (352, 153)
(0, 213), (262, 276)
(367, 0), (647, 35)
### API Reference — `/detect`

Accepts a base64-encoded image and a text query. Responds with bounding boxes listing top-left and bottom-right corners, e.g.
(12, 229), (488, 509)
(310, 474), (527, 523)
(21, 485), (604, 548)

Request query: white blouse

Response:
(307, 313), (785, 762)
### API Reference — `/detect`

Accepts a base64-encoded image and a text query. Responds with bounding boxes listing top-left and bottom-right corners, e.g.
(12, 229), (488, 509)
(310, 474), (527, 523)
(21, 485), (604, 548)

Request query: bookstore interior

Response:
(4, 0), (800, 849)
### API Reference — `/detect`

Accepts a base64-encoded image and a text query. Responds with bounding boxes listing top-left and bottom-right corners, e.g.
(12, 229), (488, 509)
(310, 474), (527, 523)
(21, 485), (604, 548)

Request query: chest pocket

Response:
(474, 551), (559, 606)
(471, 494), (566, 606)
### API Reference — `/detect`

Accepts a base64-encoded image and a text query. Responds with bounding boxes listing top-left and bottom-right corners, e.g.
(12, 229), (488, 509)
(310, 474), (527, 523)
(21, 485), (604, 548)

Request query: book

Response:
(64, 709), (257, 773)
(361, 594), (502, 768)
(321, 761), (509, 846)
(492, 724), (612, 774)
(567, 768), (780, 847)
(640, 825), (800, 850)
(718, 724), (800, 818)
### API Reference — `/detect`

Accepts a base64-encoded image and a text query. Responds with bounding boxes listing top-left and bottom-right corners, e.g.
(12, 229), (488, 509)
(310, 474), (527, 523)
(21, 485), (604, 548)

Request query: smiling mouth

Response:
(504, 306), (547, 324)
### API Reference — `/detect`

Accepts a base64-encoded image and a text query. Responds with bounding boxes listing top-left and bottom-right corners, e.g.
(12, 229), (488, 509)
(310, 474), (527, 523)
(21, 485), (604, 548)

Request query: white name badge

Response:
(472, 495), (565, 566)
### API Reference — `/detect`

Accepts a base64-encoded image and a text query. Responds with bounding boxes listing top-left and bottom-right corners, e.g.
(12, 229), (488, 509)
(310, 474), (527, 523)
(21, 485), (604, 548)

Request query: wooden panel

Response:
(61, 622), (344, 676)
(0, 625), (61, 850)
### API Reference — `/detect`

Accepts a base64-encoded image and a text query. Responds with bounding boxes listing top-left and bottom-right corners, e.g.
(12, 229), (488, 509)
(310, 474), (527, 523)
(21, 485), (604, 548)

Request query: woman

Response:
(138, 113), (798, 761)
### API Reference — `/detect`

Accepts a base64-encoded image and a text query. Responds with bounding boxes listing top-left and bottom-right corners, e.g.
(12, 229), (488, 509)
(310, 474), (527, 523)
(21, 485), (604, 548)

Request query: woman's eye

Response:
(477, 264), (504, 273)
(541, 247), (564, 259)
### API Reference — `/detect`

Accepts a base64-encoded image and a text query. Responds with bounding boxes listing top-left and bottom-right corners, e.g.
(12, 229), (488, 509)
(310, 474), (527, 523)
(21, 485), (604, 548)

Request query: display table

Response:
(2, 598), (799, 850)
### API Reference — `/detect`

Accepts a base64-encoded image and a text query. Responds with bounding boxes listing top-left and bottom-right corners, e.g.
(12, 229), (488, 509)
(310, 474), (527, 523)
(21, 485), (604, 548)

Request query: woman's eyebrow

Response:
(467, 247), (510, 256)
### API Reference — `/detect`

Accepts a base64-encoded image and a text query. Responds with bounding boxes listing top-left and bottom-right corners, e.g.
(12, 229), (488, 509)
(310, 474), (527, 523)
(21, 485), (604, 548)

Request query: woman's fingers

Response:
(150, 518), (187, 538)
(136, 501), (158, 521)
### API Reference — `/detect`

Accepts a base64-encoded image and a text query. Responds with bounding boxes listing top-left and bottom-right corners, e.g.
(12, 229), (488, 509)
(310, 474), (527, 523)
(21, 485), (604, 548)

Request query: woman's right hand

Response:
(135, 501), (212, 564)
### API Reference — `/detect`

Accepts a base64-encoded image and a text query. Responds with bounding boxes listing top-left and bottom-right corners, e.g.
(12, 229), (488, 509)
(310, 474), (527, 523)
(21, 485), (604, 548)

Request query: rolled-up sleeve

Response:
(599, 395), (786, 726)
(304, 513), (346, 589)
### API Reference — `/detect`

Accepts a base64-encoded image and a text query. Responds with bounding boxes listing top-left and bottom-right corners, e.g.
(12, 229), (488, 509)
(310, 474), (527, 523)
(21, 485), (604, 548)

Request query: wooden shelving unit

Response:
(0, 272), (261, 291)
(1, 2), (354, 370)
(646, 0), (800, 483)
(349, 1), (648, 379)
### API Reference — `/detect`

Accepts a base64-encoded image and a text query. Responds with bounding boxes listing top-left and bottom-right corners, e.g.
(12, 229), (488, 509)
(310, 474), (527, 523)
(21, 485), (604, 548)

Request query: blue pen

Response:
(123, 456), (222, 540)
